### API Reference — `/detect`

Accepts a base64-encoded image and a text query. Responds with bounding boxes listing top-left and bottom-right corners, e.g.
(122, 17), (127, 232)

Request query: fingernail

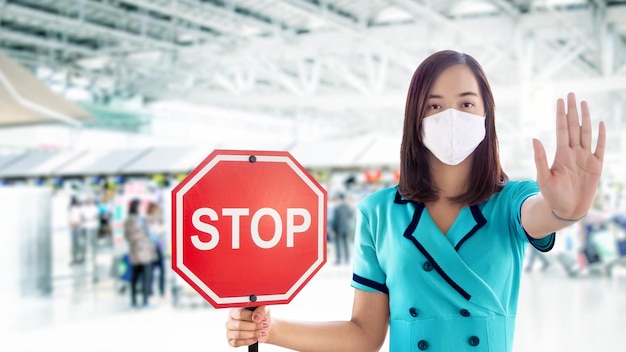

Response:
(262, 322), (269, 329)
(252, 313), (262, 322)
(260, 330), (268, 337)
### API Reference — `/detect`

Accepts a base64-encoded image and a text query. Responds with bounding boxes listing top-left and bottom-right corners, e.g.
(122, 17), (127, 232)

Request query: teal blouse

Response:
(352, 180), (554, 351)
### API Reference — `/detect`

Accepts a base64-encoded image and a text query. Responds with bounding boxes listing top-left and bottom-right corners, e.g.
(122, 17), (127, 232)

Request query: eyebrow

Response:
(428, 92), (479, 99)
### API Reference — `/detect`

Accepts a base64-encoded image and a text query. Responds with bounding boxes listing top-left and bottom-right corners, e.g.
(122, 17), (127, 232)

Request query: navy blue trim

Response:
(454, 205), (488, 251)
(402, 203), (472, 301)
(527, 232), (556, 253)
(352, 274), (389, 294)
(394, 189), (412, 204)
(404, 202), (425, 235)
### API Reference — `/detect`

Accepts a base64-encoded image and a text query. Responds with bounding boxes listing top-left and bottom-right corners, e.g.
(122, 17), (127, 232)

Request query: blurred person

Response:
(524, 246), (550, 272)
(578, 195), (613, 268)
(326, 194), (336, 258)
(332, 193), (354, 265)
(81, 197), (100, 271)
(327, 196), (335, 238)
(145, 201), (166, 300)
(124, 198), (157, 308)
(224, 50), (606, 351)
(68, 196), (85, 264)
(555, 223), (584, 277)
(613, 212), (626, 257)
(97, 197), (113, 244)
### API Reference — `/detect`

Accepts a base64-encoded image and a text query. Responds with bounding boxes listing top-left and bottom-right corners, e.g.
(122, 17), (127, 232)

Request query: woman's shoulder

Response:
(487, 179), (540, 206)
(498, 179), (539, 196)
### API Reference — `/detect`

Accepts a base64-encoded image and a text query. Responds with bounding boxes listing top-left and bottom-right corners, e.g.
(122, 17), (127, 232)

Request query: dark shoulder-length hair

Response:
(398, 50), (508, 205)
(128, 198), (141, 215)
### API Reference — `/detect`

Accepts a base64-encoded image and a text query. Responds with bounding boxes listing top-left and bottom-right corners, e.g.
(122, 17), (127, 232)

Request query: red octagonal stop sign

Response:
(171, 150), (327, 308)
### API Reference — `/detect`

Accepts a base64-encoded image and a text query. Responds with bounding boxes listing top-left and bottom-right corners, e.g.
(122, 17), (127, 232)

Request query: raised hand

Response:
(532, 92), (606, 220)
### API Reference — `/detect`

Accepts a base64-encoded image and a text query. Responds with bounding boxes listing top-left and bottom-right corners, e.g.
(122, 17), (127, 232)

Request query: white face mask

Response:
(421, 108), (486, 165)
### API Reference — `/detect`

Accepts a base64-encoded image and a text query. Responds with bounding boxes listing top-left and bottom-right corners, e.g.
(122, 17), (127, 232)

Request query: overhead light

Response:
(35, 67), (53, 80)
(450, 0), (498, 16)
(64, 87), (91, 102)
(177, 33), (196, 44)
(76, 56), (111, 70)
(543, 0), (586, 7)
(373, 7), (413, 23)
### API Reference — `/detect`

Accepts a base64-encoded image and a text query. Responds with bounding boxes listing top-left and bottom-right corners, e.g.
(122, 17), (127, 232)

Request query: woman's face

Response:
(424, 64), (485, 118)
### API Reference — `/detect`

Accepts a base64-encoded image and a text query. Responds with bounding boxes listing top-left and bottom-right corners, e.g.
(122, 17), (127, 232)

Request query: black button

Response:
(417, 339), (429, 350)
(468, 336), (480, 346)
(460, 309), (470, 317)
(422, 261), (433, 271)
(409, 307), (418, 317)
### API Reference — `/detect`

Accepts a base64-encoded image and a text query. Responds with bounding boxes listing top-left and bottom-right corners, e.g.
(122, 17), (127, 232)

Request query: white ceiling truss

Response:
(0, 0), (625, 157)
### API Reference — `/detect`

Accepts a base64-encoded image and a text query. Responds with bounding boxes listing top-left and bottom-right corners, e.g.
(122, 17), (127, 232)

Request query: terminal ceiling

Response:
(0, 0), (625, 169)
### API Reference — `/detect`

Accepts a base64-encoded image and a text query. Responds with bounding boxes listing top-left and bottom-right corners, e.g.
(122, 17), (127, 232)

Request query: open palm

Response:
(532, 92), (606, 220)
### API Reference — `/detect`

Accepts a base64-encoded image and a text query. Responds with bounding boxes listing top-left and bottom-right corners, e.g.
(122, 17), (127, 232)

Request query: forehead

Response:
(429, 64), (480, 96)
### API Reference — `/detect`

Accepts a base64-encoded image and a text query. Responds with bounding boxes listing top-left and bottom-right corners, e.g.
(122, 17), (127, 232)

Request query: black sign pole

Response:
(247, 294), (258, 352)
(245, 306), (259, 352)
(247, 155), (259, 352)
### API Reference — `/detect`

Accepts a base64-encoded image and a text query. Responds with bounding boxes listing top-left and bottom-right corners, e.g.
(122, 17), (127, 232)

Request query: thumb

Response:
(532, 138), (550, 186)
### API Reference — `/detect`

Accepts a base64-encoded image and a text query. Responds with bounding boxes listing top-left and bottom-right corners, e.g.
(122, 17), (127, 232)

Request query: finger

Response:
(225, 317), (260, 332)
(225, 319), (262, 345)
(566, 92), (581, 147)
(249, 305), (270, 322)
(532, 138), (550, 186)
(594, 121), (607, 161)
(555, 98), (569, 149)
(580, 100), (592, 151)
(229, 308), (253, 321)
(227, 335), (259, 348)
(255, 305), (269, 317)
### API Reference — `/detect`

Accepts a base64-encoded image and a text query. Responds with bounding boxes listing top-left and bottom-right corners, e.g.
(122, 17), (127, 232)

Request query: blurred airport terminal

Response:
(1, 0), (626, 351)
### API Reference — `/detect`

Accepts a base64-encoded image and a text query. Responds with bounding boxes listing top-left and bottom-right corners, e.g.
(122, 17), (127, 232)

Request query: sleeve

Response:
(509, 180), (556, 253)
(142, 216), (159, 243)
(351, 202), (388, 294)
(123, 219), (132, 241)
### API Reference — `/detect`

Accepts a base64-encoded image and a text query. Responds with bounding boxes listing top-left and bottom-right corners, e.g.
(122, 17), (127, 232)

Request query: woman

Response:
(68, 196), (84, 264)
(124, 198), (157, 308)
(145, 201), (166, 299)
(225, 50), (606, 351)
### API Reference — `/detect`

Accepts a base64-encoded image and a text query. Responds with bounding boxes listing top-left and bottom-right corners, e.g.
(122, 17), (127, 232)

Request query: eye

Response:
(461, 102), (475, 108)
(428, 104), (442, 110)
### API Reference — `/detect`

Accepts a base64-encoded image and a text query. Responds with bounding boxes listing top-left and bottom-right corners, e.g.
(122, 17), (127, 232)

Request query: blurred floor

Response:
(1, 246), (625, 352)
